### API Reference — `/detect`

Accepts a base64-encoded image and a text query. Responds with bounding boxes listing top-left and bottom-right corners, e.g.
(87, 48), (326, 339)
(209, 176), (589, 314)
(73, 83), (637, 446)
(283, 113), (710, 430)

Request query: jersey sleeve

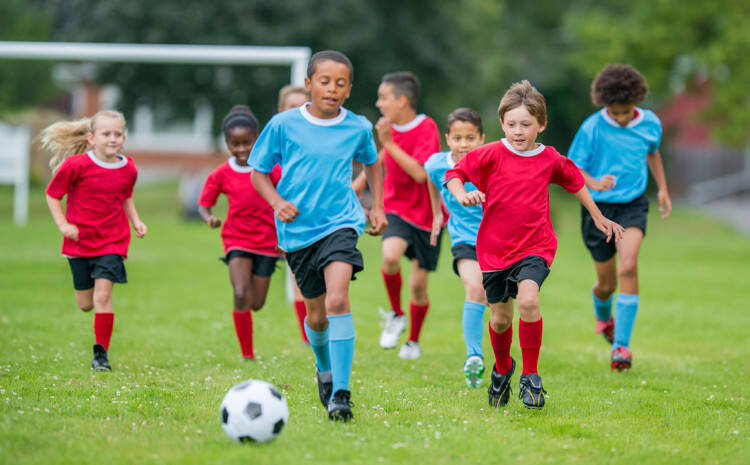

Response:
(198, 168), (222, 208)
(551, 151), (586, 193)
(45, 157), (78, 199)
(445, 148), (482, 187)
(354, 122), (378, 165)
(269, 164), (282, 187)
(412, 122), (441, 165)
(249, 117), (282, 173)
(567, 123), (592, 171)
(424, 154), (443, 188)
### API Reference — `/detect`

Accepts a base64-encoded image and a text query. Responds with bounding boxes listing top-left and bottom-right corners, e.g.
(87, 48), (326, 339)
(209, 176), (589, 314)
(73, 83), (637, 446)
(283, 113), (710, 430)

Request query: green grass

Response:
(1, 182), (749, 465)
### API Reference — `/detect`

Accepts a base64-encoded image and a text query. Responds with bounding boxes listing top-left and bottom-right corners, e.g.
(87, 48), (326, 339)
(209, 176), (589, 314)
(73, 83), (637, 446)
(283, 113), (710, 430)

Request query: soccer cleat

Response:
(398, 341), (421, 360)
(379, 307), (406, 349)
(611, 346), (632, 371)
(463, 355), (485, 388)
(518, 373), (547, 409)
(327, 389), (353, 422)
(595, 317), (615, 345)
(91, 344), (111, 371)
(316, 369), (333, 408)
(487, 358), (515, 407)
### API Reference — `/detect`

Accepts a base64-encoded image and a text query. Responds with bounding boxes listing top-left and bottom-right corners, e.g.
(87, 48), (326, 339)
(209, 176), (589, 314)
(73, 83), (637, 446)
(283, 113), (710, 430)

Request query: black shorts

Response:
(67, 254), (127, 290)
(286, 228), (364, 299)
(451, 243), (478, 276)
(221, 250), (280, 278)
(581, 194), (649, 262)
(482, 256), (550, 304)
(382, 213), (442, 271)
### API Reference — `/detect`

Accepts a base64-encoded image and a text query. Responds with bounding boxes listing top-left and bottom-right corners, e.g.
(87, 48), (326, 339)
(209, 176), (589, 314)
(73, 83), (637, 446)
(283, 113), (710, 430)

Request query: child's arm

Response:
(445, 178), (486, 206)
(573, 187), (624, 242)
(427, 179), (444, 246)
(45, 194), (79, 241)
(646, 150), (672, 218)
(375, 118), (428, 183)
(198, 205), (221, 228)
(124, 198), (147, 238)
(580, 169), (616, 192)
(364, 159), (387, 235)
(352, 168), (368, 195)
(251, 170), (299, 223)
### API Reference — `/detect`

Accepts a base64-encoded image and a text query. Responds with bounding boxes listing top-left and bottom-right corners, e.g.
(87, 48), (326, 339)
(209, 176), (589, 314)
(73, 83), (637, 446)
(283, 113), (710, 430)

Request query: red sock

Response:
(489, 322), (513, 374)
(293, 300), (309, 343)
(233, 310), (254, 359)
(519, 318), (543, 375)
(382, 269), (403, 316)
(94, 312), (114, 351)
(408, 301), (429, 342)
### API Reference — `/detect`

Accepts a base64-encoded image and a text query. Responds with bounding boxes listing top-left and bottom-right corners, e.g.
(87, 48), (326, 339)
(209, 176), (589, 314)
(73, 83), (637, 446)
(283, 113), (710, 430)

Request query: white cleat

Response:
(398, 341), (421, 360)
(463, 355), (485, 388)
(379, 307), (406, 349)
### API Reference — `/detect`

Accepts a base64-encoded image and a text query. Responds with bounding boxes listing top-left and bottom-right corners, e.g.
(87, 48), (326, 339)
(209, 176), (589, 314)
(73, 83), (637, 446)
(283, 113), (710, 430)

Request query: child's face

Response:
(500, 105), (545, 152)
(279, 92), (308, 112)
(225, 126), (257, 165)
(87, 116), (126, 158)
(375, 83), (406, 120)
(446, 121), (484, 160)
(605, 103), (637, 127)
(304, 60), (352, 119)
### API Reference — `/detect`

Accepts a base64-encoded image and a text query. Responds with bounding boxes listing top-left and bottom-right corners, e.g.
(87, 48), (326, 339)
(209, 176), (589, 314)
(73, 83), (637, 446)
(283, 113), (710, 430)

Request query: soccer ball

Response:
(220, 379), (289, 443)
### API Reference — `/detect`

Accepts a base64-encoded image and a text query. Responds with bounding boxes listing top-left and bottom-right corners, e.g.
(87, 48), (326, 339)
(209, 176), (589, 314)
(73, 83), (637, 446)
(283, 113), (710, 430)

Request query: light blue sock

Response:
(593, 289), (613, 322)
(613, 293), (639, 350)
(328, 313), (355, 399)
(304, 319), (331, 373)
(462, 301), (485, 358)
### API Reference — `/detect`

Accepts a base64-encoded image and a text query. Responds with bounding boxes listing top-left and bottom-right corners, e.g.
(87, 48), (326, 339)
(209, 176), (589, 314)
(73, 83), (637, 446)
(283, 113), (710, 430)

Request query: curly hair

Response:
(591, 64), (648, 106)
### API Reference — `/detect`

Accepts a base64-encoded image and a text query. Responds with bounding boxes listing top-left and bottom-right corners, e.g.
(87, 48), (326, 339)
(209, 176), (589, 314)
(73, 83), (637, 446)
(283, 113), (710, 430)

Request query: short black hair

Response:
(307, 50), (353, 81)
(591, 64), (648, 106)
(447, 107), (483, 135)
(221, 105), (258, 137)
(381, 71), (420, 110)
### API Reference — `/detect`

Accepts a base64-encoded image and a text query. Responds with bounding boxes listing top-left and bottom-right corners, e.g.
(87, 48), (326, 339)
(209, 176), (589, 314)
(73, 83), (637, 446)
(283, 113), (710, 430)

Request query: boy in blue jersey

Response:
(425, 108), (487, 388)
(250, 50), (387, 421)
(569, 64), (672, 371)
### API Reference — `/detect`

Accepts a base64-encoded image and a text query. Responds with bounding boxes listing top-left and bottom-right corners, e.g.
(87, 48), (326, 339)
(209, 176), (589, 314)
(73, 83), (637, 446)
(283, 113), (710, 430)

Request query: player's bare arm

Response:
(251, 170), (299, 223)
(364, 159), (387, 235)
(573, 187), (624, 242)
(426, 179), (444, 246)
(445, 178), (485, 206)
(198, 205), (222, 228)
(45, 194), (79, 241)
(375, 117), (428, 183)
(646, 150), (672, 218)
(580, 169), (616, 192)
(124, 197), (147, 237)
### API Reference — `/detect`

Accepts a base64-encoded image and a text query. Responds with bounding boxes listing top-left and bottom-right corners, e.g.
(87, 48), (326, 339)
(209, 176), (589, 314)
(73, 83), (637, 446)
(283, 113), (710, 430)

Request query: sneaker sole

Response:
(464, 360), (484, 388)
(611, 360), (631, 371)
(328, 409), (353, 422)
(92, 366), (111, 372)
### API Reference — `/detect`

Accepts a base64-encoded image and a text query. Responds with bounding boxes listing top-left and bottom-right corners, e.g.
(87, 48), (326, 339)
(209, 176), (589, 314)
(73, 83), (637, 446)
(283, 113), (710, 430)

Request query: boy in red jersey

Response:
(43, 110), (147, 372)
(375, 72), (446, 359)
(445, 81), (624, 409)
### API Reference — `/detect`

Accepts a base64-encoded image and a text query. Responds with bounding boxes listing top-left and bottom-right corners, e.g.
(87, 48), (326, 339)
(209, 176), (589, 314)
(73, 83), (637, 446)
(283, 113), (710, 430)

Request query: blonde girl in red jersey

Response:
(43, 110), (147, 372)
(198, 105), (282, 360)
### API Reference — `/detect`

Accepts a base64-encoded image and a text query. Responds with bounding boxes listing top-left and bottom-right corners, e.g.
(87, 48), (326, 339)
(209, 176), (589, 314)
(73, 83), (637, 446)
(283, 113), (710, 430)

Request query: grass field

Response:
(1, 181), (749, 465)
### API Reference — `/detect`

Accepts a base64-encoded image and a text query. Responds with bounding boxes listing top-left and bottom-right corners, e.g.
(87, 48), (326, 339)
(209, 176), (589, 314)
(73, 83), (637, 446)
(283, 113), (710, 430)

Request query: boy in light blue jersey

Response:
(568, 64), (672, 371)
(425, 108), (487, 388)
(251, 51), (386, 421)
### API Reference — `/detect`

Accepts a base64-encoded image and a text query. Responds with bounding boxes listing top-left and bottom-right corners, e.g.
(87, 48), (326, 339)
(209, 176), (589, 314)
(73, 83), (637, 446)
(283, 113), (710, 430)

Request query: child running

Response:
(250, 50), (386, 421)
(198, 105), (282, 361)
(445, 81), (624, 409)
(375, 71), (446, 360)
(425, 107), (487, 387)
(43, 110), (147, 372)
(568, 64), (672, 371)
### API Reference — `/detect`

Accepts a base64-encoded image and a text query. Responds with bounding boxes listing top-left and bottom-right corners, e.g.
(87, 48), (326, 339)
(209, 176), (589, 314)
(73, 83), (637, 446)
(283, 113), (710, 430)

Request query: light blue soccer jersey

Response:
(568, 107), (662, 203)
(250, 104), (378, 252)
(425, 151), (482, 247)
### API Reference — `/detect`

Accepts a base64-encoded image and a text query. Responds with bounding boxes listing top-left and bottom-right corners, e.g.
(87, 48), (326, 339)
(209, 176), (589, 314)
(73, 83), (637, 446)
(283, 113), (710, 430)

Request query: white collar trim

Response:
(446, 151), (456, 168)
(392, 114), (426, 132)
(501, 138), (545, 157)
(88, 151), (127, 169)
(228, 157), (253, 173)
(300, 103), (347, 126)
(600, 107), (645, 128)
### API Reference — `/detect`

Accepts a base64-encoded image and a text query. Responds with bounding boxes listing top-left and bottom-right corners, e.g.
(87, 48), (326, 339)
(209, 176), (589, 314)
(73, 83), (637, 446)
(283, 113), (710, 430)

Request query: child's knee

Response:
(618, 260), (638, 280)
(250, 296), (266, 311)
(490, 313), (511, 332)
(232, 285), (251, 310)
(78, 302), (94, 312)
(516, 294), (540, 318)
(465, 284), (487, 304)
(325, 292), (349, 314)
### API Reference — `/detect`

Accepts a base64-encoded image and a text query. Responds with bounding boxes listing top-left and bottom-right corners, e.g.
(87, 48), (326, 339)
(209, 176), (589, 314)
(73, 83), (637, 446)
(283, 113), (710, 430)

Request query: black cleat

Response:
(91, 344), (111, 371)
(316, 369), (333, 408)
(327, 389), (353, 422)
(488, 358), (515, 408)
(519, 373), (547, 409)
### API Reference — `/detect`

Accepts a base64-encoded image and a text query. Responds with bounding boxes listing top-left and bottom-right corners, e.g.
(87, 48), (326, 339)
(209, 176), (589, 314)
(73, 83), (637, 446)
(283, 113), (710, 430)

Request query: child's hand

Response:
(365, 207), (388, 236)
(657, 189), (672, 219)
(595, 216), (624, 243)
(274, 200), (299, 223)
(133, 220), (148, 238)
(429, 214), (443, 246)
(60, 223), (79, 241)
(460, 190), (485, 206)
(207, 216), (222, 228)
(595, 174), (616, 191)
(375, 117), (393, 144)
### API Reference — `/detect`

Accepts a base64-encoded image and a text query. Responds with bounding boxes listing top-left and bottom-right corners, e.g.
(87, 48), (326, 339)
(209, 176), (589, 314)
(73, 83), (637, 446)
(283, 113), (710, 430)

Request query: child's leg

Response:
(458, 258), (486, 358)
(488, 299), (514, 374)
(92, 278), (114, 351)
(516, 279), (542, 375)
(75, 289), (94, 312)
(303, 294), (331, 372)
(593, 257), (617, 319)
(407, 260), (430, 342)
(382, 237), (408, 316)
(249, 274), (272, 311)
(291, 271), (309, 343)
(613, 228), (644, 350)
(323, 261), (355, 396)
(228, 257), (255, 359)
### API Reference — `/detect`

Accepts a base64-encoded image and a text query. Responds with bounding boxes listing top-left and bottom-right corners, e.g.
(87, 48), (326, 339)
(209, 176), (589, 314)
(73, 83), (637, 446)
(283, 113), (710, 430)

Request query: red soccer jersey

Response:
(383, 114), (447, 231)
(45, 152), (138, 258)
(199, 158), (282, 256)
(445, 139), (585, 271)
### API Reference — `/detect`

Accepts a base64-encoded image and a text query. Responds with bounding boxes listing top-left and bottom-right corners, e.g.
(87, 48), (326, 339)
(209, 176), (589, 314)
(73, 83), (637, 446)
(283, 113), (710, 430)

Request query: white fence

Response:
(0, 122), (30, 226)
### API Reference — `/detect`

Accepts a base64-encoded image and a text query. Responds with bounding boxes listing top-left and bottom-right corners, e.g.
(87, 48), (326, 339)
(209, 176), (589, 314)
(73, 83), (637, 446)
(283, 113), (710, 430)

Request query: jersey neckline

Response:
(87, 151), (127, 169)
(299, 103), (348, 126)
(228, 157), (253, 173)
(600, 107), (645, 128)
(392, 114), (426, 132)
(501, 138), (545, 157)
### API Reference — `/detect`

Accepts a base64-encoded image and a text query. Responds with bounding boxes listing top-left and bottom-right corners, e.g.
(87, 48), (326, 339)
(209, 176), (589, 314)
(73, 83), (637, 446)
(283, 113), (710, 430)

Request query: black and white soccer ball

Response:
(220, 379), (289, 443)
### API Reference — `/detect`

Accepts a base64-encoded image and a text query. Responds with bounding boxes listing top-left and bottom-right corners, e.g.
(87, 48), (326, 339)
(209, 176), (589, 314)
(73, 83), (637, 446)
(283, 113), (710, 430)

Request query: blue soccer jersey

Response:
(568, 107), (662, 203)
(250, 104), (378, 252)
(425, 151), (482, 247)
